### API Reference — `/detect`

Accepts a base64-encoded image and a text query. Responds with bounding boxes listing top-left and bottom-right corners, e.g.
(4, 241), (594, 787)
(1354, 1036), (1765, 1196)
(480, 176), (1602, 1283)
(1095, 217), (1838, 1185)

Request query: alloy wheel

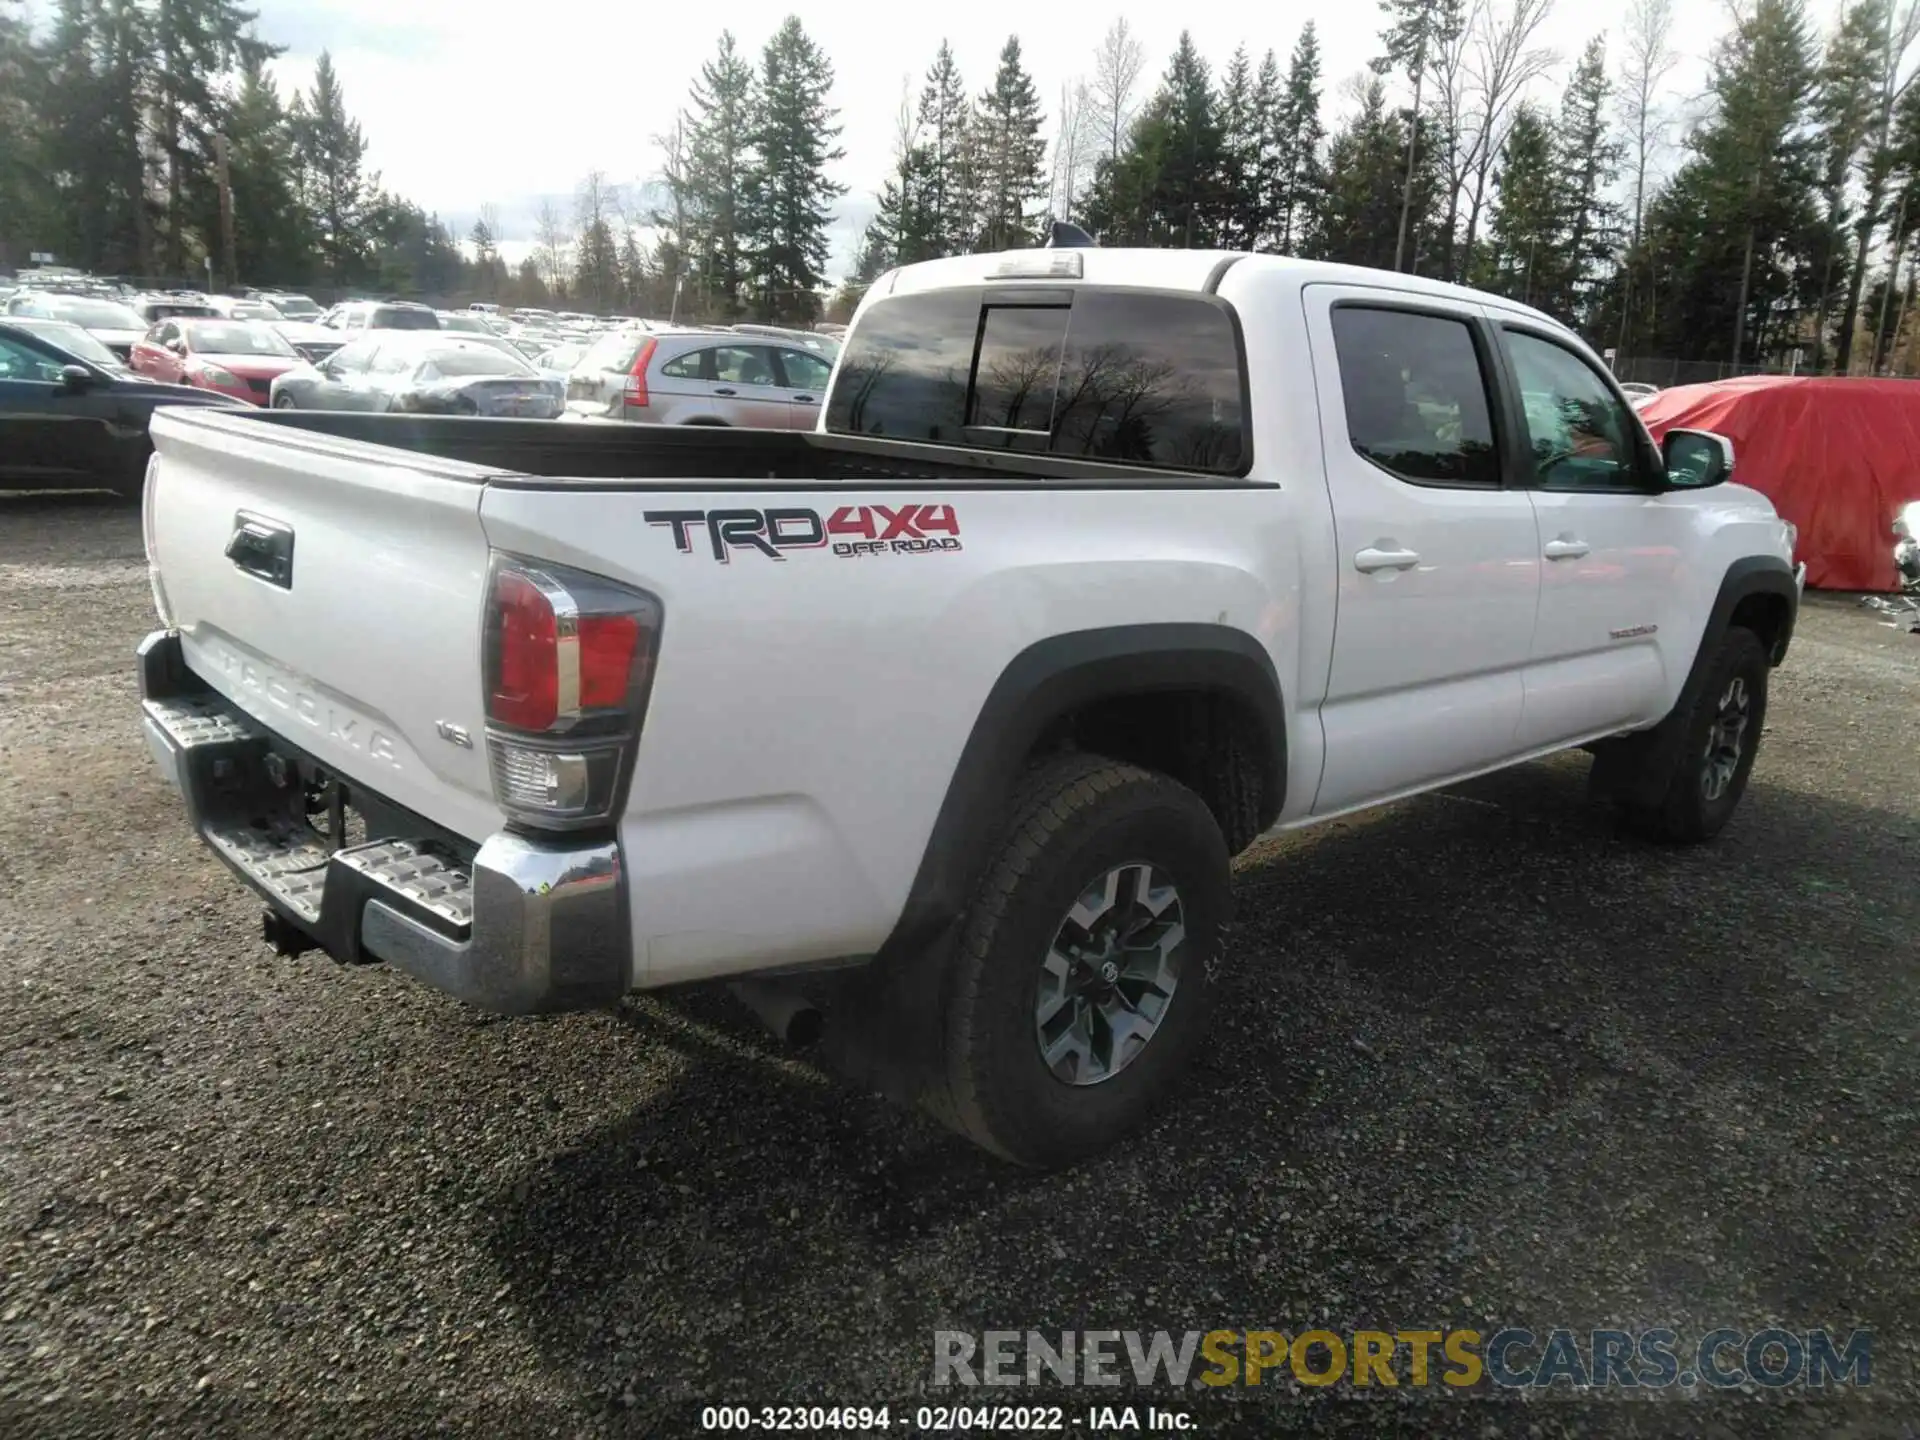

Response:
(1034, 862), (1186, 1087)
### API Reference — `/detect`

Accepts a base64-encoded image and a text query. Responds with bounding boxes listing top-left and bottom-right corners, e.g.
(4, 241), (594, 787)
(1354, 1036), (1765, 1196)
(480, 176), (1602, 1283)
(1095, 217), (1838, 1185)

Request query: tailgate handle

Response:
(226, 511), (295, 590)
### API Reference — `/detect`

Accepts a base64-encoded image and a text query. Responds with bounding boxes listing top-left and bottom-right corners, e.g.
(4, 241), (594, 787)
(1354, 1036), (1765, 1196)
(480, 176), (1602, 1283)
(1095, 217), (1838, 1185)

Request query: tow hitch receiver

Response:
(262, 908), (317, 959)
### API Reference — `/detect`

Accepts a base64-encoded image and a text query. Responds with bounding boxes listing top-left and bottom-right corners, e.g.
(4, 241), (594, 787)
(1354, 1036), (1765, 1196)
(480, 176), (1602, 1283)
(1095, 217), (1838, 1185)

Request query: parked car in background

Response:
(0, 318), (247, 496)
(269, 333), (565, 417)
(1, 316), (139, 376)
(3, 292), (148, 361)
(206, 296), (288, 323)
(728, 322), (840, 356)
(257, 292), (323, 321)
(328, 300), (441, 335)
(130, 318), (304, 405)
(130, 295), (221, 326)
(1620, 381), (1661, 410)
(269, 320), (346, 366)
(434, 311), (496, 334)
(506, 329), (564, 359)
(532, 343), (585, 384)
(565, 327), (834, 429)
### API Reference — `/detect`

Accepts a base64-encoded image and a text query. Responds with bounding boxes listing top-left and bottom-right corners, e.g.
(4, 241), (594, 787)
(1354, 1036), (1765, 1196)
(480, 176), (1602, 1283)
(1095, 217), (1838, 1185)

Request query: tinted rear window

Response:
(373, 307), (440, 330)
(422, 346), (536, 377)
(825, 287), (1248, 473)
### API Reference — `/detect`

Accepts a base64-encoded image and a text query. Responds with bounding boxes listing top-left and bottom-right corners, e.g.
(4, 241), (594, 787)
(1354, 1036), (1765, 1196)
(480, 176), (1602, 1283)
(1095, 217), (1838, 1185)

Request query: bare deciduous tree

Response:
(1614, 0), (1677, 354)
(1051, 80), (1094, 220)
(1456, 0), (1559, 278)
(534, 198), (573, 295)
(1088, 18), (1145, 161)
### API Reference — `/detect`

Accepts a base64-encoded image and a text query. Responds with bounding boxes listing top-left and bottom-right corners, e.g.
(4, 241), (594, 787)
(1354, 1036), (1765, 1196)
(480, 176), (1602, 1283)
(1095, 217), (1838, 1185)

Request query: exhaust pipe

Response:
(729, 979), (823, 1048)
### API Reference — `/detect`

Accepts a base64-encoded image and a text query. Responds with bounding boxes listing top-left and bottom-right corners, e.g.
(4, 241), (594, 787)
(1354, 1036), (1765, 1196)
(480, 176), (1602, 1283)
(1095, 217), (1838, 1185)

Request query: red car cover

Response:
(1636, 376), (1920, 592)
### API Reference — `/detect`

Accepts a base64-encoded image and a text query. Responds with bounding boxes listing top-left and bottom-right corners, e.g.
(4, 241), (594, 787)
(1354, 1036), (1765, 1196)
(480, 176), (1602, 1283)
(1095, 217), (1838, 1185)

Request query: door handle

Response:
(712, 387), (737, 396)
(1543, 538), (1591, 560)
(1354, 545), (1421, 573)
(792, 394), (815, 403)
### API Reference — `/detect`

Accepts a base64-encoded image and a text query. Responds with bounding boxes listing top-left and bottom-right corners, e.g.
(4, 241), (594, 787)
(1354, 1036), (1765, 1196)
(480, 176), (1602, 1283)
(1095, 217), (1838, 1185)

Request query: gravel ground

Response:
(2, 490), (1917, 1439)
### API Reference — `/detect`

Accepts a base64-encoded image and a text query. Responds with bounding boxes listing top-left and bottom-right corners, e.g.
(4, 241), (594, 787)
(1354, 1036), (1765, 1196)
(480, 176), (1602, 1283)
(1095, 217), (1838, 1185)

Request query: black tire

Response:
(1620, 626), (1769, 843)
(272, 394), (295, 409)
(930, 752), (1231, 1168)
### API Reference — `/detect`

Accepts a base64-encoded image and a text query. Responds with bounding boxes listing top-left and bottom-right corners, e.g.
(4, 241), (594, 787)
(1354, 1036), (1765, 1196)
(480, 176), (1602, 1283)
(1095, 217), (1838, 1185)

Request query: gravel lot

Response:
(2, 490), (1917, 1438)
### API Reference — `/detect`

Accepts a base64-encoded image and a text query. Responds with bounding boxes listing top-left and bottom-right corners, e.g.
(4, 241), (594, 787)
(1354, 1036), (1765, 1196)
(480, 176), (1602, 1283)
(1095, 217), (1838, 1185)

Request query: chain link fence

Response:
(1612, 356), (1920, 388)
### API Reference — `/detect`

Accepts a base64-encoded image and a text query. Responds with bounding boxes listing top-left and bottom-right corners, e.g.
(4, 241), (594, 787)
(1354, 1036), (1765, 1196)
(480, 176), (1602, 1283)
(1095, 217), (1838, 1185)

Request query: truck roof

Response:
(880, 247), (1563, 332)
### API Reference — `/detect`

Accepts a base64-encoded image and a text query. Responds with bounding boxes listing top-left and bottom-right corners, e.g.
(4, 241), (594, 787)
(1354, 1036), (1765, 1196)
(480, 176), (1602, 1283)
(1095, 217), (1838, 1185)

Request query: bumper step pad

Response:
(334, 840), (473, 932)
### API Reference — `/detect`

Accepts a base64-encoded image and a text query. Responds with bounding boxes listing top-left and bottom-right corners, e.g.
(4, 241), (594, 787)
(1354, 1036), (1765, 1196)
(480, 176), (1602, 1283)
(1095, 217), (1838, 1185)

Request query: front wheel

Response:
(931, 753), (1231, 1168)
(1620, 626), (1770, 843)
(272, 394), (295, 409)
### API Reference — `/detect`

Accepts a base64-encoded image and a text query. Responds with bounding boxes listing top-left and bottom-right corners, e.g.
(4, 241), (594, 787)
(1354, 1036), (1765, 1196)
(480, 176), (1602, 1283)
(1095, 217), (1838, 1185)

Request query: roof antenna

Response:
(1047, 220), (1096, 249)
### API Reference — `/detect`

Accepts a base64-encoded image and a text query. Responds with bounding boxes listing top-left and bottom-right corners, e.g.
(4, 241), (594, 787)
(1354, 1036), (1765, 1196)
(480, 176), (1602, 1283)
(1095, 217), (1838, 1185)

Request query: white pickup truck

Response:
(138, 246), (1804, 1167)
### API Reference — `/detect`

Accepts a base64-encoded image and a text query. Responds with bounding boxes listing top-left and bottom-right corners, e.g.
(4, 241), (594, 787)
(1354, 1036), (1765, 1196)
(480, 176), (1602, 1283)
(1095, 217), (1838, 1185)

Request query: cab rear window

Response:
(824, 286), (1249, 474)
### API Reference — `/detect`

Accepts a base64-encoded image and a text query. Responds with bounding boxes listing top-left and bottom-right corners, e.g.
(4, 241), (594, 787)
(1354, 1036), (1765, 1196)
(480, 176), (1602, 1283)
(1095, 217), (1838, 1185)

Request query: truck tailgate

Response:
(145, 408), (503, 842)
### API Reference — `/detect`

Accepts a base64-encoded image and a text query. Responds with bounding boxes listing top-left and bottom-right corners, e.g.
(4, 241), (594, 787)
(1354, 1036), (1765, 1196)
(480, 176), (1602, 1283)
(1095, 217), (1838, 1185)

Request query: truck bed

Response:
(236, 410), (1266, 490)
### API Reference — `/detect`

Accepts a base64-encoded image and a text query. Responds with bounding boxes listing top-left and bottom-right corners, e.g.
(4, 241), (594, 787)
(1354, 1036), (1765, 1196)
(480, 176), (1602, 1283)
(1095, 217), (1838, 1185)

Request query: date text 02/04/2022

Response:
(697, 1404), (1194, 1431)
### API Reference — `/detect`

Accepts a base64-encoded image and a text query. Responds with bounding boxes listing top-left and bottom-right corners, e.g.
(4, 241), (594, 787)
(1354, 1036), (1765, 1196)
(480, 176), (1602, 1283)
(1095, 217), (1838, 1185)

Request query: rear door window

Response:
(824, 287), (1247, 473)
(710, 346), (781, 388)
(1328, 306), (1500, 489)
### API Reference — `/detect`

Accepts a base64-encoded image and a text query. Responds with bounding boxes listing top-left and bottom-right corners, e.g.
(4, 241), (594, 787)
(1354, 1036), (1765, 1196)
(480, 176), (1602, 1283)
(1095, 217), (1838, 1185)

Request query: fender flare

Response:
(1592, 554), (1800, 807)
(875, 623), (1287, 965)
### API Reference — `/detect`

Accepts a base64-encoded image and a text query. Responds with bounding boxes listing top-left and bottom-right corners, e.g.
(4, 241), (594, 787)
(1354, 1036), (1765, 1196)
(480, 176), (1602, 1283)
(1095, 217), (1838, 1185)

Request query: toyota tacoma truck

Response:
(137, 246), (1804, 1167)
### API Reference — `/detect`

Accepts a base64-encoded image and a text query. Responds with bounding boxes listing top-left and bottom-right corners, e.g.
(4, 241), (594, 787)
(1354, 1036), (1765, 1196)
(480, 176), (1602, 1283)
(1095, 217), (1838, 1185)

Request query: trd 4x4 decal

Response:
(645, 504), (963, 562)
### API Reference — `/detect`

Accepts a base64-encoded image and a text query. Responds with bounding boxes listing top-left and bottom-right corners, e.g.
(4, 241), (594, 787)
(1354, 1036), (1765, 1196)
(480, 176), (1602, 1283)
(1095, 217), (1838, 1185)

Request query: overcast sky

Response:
(45, 0), (1855, 274)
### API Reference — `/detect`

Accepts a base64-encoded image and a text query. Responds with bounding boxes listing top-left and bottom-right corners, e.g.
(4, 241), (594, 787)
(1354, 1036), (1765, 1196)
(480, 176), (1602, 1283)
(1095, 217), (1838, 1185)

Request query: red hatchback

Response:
(130, 318), (303, 405)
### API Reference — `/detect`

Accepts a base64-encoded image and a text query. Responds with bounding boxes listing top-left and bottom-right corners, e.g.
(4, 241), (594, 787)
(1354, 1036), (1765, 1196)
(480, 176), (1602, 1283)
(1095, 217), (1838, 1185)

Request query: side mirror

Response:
(1662, 428), (1734, 490)
(57, 364), (97, 393)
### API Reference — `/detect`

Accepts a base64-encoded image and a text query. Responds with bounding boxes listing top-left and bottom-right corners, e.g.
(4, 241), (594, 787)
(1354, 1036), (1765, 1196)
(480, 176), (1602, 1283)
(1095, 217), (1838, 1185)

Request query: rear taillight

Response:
(621, 337), (657, 409)
(483, 554), (662, 830)
(141, 452), (173, 627)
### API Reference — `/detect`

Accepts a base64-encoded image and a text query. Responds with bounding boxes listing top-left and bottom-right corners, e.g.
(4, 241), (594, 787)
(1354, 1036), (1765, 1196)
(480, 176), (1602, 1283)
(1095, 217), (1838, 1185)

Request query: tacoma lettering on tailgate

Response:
(210, 643), (402, 770)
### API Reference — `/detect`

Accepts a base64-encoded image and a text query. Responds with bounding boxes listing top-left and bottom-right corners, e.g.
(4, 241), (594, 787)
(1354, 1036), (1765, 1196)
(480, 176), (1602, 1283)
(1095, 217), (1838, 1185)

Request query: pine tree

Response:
(0, 0), (41, 270)
(1316, 76), (1427, 269)
(1813, 0), (1887, 368)
(1216, 45), (1264, 249)
(1639, 0), (1821, 363)
(148, 0), (277, 274)
(37, 0), (152, 273)
(683, 32), (756, 318)
(225, 52), (312, 285)
(972, 36), (1047, 251)
(912, 42), (973, 257)
(744, 16), (845, 322)
(570, 172), (621, 311)
(1549, 36), (1623, 325)
(293, 51), (371, 283)
(618, 228), (649, 312)
(1487, 103), (1562, 302)
(1147, 32), (1223, 249)
(1272, 23), (1326, 254)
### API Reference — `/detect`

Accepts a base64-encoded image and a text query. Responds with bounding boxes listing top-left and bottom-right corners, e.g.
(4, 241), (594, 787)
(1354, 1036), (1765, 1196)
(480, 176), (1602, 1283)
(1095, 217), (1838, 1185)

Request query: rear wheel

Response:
(272, 394), (295, 409)
(928, 753), (1231, 1168)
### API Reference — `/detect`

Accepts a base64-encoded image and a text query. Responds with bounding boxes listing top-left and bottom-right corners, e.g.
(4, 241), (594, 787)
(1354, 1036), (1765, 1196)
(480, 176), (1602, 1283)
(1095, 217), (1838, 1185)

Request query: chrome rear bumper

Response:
(137, 629), (630, 1014)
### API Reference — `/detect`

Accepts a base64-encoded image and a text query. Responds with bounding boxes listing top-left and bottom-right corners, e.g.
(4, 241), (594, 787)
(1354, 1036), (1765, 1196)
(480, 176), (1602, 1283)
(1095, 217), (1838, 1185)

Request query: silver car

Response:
(269, 333), (565, 418)
(566, 328), (836, 430)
